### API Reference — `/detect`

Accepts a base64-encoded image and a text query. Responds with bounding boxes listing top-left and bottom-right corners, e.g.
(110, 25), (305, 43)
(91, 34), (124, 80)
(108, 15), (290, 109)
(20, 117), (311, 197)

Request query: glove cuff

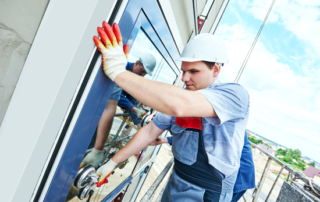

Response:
(105, 67), (127, 81)
(109, 68), (127, 81)
(108, 159), (118, 168)
(91, 148), (104, 155)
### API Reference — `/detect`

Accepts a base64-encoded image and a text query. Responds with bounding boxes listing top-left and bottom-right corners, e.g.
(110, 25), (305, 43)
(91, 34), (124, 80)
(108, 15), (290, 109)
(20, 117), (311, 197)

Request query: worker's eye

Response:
(190, 70), (198, 73)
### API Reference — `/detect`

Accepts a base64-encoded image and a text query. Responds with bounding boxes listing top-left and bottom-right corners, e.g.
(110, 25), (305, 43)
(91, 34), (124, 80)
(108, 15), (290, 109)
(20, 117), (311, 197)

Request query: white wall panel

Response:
(0, 0), (116, 201)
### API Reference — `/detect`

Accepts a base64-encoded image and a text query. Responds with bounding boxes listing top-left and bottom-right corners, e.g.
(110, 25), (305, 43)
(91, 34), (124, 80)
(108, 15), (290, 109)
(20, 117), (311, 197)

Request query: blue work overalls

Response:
(161, 117), (238, 202)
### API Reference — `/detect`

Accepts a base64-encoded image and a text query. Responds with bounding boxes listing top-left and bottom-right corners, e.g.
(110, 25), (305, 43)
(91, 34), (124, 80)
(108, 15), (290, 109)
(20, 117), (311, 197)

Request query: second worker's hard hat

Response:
(139, 53), (156, 76)
(177, 33), (228, 63)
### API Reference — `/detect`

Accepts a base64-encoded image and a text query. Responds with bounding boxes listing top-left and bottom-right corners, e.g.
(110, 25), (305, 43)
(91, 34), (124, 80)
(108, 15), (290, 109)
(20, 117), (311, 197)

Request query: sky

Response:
(214, 0), (320, 162)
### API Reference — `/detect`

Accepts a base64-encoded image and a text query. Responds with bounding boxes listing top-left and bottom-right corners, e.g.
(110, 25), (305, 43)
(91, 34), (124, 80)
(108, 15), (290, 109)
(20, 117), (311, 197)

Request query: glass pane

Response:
(65, 28), (177, 202)
(128, 29), (177, 85)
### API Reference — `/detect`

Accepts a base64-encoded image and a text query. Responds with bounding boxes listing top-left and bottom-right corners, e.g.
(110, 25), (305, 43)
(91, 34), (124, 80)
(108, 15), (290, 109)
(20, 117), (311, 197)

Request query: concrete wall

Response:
(0, 0), (49, 125)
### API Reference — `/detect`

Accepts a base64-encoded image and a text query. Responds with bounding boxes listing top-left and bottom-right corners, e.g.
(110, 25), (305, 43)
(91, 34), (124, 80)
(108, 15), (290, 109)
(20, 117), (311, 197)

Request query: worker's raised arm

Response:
(115, 71), (216, 117)
(93, 22), (216, 118)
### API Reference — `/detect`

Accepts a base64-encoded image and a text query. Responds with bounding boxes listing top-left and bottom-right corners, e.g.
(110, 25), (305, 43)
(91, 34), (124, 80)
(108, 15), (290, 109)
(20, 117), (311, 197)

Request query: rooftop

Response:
(303, 166), (320, 178)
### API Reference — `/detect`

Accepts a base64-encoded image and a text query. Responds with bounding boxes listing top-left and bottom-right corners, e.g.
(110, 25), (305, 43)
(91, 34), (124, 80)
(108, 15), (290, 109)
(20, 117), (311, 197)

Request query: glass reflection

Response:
(65, 29), (177, 201)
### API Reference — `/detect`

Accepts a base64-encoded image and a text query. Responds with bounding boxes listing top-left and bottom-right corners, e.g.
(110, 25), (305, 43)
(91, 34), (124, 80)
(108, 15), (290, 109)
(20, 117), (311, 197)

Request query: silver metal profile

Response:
(140, 158), (174, 202)
(192, 0), (198, 35)
(209, 0), (230, 35)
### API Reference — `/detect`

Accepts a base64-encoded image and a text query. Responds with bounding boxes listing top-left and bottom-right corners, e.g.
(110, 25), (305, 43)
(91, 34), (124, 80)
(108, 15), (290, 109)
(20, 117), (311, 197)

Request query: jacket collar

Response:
(126, 62), (134, 71)
(208, 78), (221, 88)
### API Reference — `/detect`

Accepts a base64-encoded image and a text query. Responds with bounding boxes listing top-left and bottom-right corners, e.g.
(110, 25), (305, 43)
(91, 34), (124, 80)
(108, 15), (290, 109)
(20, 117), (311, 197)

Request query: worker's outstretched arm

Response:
(115, 71), (215, 117)
(96, 121), (164, 186)
(113, 121), (163, 163)
(93, 22), (216, 118)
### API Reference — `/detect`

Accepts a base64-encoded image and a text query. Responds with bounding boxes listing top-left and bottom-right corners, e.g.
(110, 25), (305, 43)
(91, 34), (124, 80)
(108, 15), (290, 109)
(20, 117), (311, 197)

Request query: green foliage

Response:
(291, 149), (302, 161)
(282, 155), (293, 163)
(276, 148), (301, 161)
(278, 152), (306, 172)
(264, 143), (272, 148)
(276, 148), (287, 156)
(297, 162), (306, 170)
(286, 148), (293, 157)
(308, 161), (315, 167)
(248, 136), (263, 145)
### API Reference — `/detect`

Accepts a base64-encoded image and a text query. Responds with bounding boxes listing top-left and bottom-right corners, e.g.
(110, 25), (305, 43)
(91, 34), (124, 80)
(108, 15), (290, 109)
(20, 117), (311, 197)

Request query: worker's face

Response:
(181, 61), (220, 91)
(132, 61), (147, 76)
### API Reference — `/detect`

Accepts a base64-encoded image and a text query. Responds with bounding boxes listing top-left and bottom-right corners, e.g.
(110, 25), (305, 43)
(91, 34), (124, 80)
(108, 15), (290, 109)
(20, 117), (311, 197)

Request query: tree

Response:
(276, 148), (287, 156)
(292, 149), (301, 161)
(308, 161), (315, 167)
(248, 136), (262, 145)
(282, 155), (293, 164)
(287, 149), (293, 157)
(298, 162), (306, 170)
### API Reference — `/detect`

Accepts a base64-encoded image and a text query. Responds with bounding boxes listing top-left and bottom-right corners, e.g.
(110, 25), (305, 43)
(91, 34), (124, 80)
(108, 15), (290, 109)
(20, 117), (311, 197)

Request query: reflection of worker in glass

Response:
(92, 22), (250, 201)
(80, 50), (156, 169)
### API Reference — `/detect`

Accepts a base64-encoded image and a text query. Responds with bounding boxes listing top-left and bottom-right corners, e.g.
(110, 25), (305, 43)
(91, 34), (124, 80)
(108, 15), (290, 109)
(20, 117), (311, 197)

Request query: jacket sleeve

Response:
(167, 136), (172, 145)
(198, 83), (250, 126)
(118, 93), (135, 110)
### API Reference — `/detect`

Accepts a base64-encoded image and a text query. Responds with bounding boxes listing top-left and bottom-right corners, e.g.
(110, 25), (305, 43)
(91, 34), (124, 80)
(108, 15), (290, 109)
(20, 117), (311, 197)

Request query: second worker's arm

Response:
(96, 121), (164, 186)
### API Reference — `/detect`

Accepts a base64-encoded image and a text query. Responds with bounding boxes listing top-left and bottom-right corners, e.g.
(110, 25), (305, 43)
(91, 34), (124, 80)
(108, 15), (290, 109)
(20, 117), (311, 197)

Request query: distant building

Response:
(303, 166), (320, 179)
(293, 159), (297, 164)
(258, 143), (275, 157)
(304, 159), (314, 164)
(277, 155), (284, 158)
(314, 175), (320, 185)
(247, 131), (252, 137)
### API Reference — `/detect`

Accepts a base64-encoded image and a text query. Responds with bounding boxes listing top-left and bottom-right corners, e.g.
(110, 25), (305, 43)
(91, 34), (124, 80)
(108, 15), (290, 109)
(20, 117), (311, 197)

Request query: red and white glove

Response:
(96, 159), (118, 187)
(93, 22), (129, 81)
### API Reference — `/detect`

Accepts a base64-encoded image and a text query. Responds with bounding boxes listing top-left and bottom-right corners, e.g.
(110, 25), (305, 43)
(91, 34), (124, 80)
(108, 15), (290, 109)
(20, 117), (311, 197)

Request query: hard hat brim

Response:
(175, 57), (204, 62)
(144, 65), (153, 76)
(176, 57), (228, 64)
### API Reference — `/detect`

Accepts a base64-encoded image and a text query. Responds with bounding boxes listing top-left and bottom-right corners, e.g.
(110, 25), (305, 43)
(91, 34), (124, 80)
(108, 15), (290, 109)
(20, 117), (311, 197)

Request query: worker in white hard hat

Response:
(79, 50), (156, 169)
(92, 22), (250, 201)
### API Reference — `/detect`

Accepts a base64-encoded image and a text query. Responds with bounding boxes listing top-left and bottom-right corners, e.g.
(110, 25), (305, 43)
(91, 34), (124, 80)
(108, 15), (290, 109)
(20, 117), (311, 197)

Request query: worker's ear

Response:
(212, 63), (221, 78)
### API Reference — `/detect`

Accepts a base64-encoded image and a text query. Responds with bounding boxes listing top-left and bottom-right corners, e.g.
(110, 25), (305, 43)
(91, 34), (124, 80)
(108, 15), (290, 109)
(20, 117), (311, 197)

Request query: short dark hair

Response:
(137, 60), (143, 67)
(203, 61), (224, 69)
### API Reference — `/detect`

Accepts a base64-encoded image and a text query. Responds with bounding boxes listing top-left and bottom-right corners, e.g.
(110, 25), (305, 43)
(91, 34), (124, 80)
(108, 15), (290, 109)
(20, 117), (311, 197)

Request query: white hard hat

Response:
(177, 33), (228, 63)
(139, 53), (156, 76)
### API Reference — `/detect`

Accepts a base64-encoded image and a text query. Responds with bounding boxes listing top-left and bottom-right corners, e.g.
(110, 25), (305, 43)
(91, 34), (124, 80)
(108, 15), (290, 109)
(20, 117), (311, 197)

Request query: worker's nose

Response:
(181, 72), (190, 82)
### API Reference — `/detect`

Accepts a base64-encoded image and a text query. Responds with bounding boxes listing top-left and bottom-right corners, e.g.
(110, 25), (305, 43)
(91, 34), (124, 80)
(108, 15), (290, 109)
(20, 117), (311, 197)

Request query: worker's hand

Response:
(149, 137), (168, 146)
(133, 107), (146, 118)
(96, 159), (118, 187)
(79, 148), (104, 169)
(93, 22), (129, 81)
